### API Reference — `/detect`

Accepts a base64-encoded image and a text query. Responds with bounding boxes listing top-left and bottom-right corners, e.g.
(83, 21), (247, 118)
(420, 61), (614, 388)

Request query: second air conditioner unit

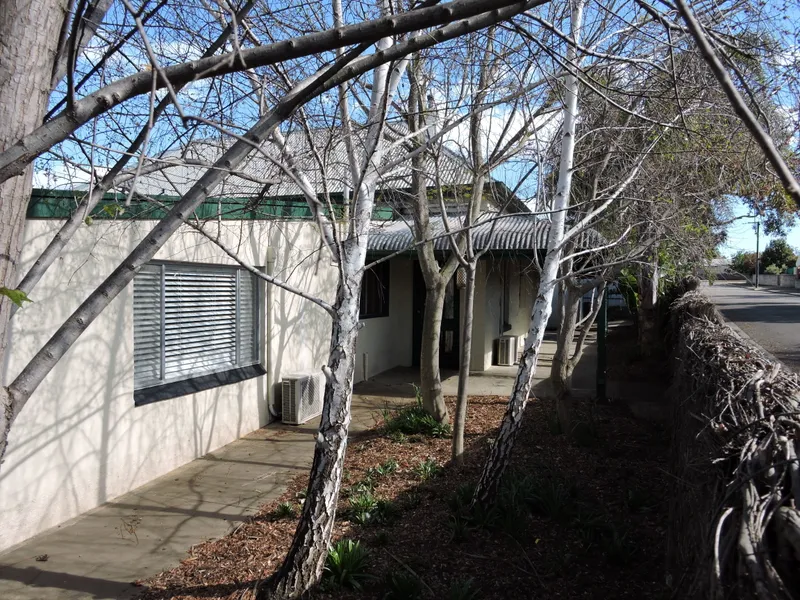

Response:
(494, 335), (518, 366)
(281, 373), (325, 425)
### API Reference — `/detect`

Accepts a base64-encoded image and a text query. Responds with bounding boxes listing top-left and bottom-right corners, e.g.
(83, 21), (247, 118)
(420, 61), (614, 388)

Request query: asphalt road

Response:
(704, 281), (800, 371)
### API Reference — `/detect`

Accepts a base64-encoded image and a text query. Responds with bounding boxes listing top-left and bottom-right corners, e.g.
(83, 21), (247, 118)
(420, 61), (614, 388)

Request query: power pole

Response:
(755, 219), (761, 289)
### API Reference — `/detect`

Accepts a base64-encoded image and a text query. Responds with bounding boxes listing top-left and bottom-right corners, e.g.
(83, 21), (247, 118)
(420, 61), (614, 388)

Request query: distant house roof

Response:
(122, 126), (527, 213)
(367, 214), (604, 254)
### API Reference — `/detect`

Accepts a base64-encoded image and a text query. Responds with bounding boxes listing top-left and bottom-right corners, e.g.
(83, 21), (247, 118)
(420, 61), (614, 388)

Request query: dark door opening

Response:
(411, 262), (460, 369)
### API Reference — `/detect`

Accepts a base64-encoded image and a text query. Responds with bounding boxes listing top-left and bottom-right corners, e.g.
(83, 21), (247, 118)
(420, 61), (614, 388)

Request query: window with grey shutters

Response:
(133, 262), (260, 390)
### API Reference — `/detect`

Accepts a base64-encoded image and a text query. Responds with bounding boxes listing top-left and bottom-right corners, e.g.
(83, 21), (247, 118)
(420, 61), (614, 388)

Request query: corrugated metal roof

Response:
(367, 214), (604, 253)
(127, 125), (479, 199)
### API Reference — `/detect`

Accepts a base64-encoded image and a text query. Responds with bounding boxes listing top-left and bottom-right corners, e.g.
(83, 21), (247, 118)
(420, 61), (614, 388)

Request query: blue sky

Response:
(720, 197), (800, 257)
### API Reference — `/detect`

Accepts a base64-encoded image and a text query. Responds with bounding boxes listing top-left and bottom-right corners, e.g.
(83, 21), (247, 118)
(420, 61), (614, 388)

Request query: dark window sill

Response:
(134, 364), (266, 407)
(359, 313), (390, 320)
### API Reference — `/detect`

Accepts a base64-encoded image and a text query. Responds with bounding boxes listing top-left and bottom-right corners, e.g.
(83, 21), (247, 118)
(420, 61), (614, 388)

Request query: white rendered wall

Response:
(354, 258), (413, 382)
(470, 257), (540, 371)
(0, 218), (336, 552)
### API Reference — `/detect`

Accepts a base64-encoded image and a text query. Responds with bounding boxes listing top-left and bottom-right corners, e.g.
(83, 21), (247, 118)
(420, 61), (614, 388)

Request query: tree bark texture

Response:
(452, 262), (476, 464)
(550, 282), (581, 398)
(638, 260), (659, 357)
(261, 269), (362, 598)
(472, 0), (583, 505)
(420, 280), (449, 422)
(0, 0), (69, 463)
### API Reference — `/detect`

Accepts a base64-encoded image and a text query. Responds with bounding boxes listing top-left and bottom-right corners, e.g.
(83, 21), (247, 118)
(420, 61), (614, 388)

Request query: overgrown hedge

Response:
(667, 291), (800, 599)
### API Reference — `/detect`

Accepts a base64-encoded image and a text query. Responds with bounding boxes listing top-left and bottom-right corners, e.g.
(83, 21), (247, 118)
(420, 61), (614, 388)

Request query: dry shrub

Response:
(667, 291), (800, 599)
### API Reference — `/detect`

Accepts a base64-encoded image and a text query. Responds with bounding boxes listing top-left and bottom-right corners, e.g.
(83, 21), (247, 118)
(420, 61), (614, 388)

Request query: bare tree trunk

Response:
(453, 262), (476, 464)
(550, 282), (581, 431)
(638, 260), (659, 357)
(407, 58), (452, 424)
(567, 283), (605, 373)
(472, 0), (583, 506)
(262, 270), (361, 598)
(0, 0), (69, 461)
(420, 280), (449, 422)
(550, 282), (581, 398)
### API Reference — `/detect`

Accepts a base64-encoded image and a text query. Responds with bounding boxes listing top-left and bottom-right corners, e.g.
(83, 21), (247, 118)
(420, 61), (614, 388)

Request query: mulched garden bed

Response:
(138, 390), (670, 600)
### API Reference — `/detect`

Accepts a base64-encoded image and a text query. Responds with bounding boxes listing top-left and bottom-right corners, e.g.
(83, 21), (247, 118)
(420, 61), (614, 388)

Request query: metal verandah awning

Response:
(366, 214), (604, 254)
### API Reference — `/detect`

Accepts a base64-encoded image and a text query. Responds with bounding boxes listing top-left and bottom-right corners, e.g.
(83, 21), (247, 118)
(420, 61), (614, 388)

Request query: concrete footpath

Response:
(0, 337), (581, 600)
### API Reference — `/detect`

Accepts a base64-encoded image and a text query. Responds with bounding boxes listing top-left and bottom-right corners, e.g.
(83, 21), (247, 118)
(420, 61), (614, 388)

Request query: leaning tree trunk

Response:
(472, 0), (583, 506)
(567, 284), (605, 374)
(420, 279), (449, 422)
(452, 262), (476, 464)
(473, 253), (561, 504)
(0, 0), (69, 462)
(262, 268), (362, 598)
(549, 282), (581, 431)
(550, 283), (581, 397)
(638, 260), (660, 357)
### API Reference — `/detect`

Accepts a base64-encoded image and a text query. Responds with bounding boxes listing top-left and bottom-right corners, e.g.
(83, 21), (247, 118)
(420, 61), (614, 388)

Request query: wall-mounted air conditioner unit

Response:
(493, 335), (518, 366)
(281, 373), (325, 425)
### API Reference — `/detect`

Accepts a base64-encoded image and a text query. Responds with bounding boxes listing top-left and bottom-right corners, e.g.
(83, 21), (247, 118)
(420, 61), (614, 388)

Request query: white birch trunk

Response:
(452, 262), (476, 464)
(263, 4), (406, 591)
(472, 0), (584, 505)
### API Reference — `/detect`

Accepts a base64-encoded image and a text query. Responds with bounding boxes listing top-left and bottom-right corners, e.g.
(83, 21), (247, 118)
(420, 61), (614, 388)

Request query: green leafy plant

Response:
(413, 457), (441, 481)
(495, 473), (538, 534)
(388, 431), (408, 444)
(383, 390), (451, 438)
(527, 478), (575, 522)
(273, 502), (297, 519)
(466, 500), (499, 530)
(572, 506), (610, 549)
(0, 287), (32, 308)
(448, 577), (481, 600)
(378, 458), (399, 476)
(323, 539), (371, 590)
(447, 514), (470, 543)
(348, 491), (399, 526)
(348, 490), (379, 525)
(383, 569), (423, 600)
(365, 458), (399, 481)
(345, 479), (376, 498)
(448, 483), (476, 516)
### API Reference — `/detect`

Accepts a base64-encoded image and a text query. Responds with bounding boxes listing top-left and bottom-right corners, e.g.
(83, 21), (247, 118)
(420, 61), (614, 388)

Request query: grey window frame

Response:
(133, 260), (262, 402)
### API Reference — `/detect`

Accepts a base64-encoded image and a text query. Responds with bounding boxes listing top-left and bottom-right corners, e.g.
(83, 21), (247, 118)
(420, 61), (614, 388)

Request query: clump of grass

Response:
(365, 458), (399, 481)
(448, 577), (481, 600)
(347, 489), (400, 526)
(388, 431), (408, 444)
(383, 388), (451, 438)
(447, 514), (470, 543)
(527, 477), (575, 522)
(572, 506), (611, 549)
(383, 569), (423, 600)
(604, 525), (637, 567)
(412, 457), (442, 481)
(323, 539), (371, 590)
(273, 501), (297, 519)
